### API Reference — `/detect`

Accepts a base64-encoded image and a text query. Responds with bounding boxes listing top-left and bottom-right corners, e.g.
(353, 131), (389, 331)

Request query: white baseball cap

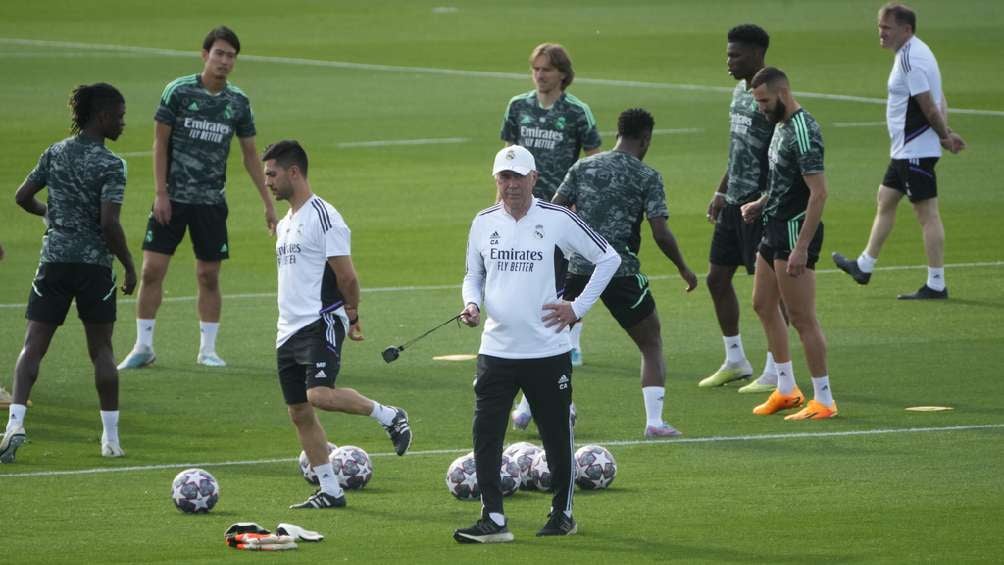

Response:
(492, 145), (536, 176)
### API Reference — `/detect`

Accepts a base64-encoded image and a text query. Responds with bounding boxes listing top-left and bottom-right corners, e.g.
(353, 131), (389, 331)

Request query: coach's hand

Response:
(460, 303), (480, 327)
(707, 192), (725, 223)
(153, 193), (172, 225)
(121, 267), (137, 295)
(542, 301), (578, 332)
(346, 306), (364, 341)
(941, 131), (966, 154)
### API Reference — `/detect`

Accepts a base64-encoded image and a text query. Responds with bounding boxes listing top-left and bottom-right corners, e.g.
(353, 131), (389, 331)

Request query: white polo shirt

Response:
(886, 35), (943, 159)
(462, 198), (621, 359)
(275, 194), (351, 347)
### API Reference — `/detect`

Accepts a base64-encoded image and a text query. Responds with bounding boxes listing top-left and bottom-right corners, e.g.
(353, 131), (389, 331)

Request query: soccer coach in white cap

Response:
(452, 145), (620, 543)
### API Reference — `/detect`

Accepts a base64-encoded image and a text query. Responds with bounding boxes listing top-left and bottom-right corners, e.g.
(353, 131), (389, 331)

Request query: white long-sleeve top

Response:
(462, 198), (621, 359)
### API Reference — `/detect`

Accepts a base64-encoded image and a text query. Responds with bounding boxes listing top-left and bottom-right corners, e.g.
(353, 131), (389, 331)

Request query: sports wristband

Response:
(349, 316), (359, 325)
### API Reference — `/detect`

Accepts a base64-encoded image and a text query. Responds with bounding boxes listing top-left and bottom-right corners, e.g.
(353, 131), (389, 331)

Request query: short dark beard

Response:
(769, 98), (787, 123)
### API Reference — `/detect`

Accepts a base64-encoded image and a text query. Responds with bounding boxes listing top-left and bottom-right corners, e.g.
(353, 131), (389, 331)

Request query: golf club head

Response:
(382, 346), (401, 363)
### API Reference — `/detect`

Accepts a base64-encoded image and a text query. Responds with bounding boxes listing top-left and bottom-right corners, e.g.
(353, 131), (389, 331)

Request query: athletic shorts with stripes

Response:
(563, 272), (656, 329)
(758, 216), (824, 270)
(277, 316), (345, 405)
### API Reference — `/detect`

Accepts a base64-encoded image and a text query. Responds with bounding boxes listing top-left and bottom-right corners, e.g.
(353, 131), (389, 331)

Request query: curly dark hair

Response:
(727, 24), (770, 53)
(617, 108), (655, 139)
(68, 83), (124, 135)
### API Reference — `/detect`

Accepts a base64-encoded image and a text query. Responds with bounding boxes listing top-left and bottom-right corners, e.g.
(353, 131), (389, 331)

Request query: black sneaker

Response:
(536, 512), (577, 536)
(383, 407), (412, 456)
(897, 285), (948, 300)
(289, 489), (346, 509)
(832, 252), (871, 285)
(453, 518), (514, 544)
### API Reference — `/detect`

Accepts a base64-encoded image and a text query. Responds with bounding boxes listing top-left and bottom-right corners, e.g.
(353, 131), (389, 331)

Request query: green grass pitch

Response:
(1, 1), (1002, 562)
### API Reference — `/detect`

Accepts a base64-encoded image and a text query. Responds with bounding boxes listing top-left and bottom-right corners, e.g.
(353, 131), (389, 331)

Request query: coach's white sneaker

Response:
(101, 441), (125, 458)
(197, 352), (227, 367)
(0, 426), (26, 463)
(117, 346), (156, 370)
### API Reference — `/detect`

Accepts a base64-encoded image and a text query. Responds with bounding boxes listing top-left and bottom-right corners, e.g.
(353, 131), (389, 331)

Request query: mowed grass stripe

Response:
(2, 36), (1003, 117)
(3, 423), (1000, 479)
(1, 260), (998, 309)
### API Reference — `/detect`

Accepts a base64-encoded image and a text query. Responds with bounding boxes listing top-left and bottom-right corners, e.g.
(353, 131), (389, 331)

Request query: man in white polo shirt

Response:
(832, 2), (966, 299)
(264, 140), (412, 510)
(452, 145), (620, 543)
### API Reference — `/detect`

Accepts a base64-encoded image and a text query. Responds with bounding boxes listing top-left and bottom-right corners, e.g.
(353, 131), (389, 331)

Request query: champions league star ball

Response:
(529, 450), (552, 491)
(445, 452), (522, 500)
(171, 468), (219, 513)
(503, 442), (543, 489)
(574, 445), (617, 490)
(330, 445), (373, 490)
(298, 442), (338, 485)
(446, 452), (480, 500)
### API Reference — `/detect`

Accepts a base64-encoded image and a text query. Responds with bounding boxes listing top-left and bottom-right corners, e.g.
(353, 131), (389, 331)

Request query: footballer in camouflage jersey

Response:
(763, 108), (824, 223)
(726, 80), (774, 205)
(556, 151), (667, 278)
(501, 90), (601, 201)
(26, 136), (126, 268)
(154, 73), (255, 205)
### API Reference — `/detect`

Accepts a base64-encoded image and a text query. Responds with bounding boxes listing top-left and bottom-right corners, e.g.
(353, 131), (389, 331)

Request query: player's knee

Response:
(787, 309), (817, 334)
(196, 268), (219, 291)
(141, 264), (165, 286)
(706, 271), (730, 295)
(287, 403), (314, 426)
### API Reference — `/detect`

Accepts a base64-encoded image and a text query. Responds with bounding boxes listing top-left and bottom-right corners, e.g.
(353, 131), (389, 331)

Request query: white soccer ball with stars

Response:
(446, 452), (480, 500)
(298, 442), (338, 485)
(330, 445), (373, 490)
(529, 450), (552, 491)
(171, 468), (219, 513)
(574, 444), (617, 490)
(503, 442), (543, 489)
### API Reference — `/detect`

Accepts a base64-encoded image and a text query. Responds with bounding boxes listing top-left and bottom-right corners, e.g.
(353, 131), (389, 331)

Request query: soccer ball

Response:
(298, 442), (338, 485)
(330, 445), (373, 489)
(504, 442), (543, 489)
(446, 452), (479, 500)
(171, 468), (219, 513)
(445, 452), (522, 500)
(574, 444), (617, 490)
(499, 453), (521, 497)
(529, 450), (552, 491)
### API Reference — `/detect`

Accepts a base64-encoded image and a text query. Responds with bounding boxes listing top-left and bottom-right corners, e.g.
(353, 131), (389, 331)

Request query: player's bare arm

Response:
(239, 135), (278, 234)
(649, 216), (698, 292)
(914, 91), (966, 153)
(787, 173), (827, 277)
(707, 172), (729, 223)
(14, 179), (47, 217)
(100, 201), (137, 295)
(152, 121), (173, 225)
(740, 193), (767, 224)
(327, 255), (364, 341)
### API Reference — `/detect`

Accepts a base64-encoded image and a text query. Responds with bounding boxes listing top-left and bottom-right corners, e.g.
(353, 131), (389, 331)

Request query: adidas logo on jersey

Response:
(489, 231), (500, 246)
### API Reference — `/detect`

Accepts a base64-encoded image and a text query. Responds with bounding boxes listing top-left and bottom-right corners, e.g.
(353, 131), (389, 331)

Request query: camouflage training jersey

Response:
(764, 108), (824, 221)
(25, 135), (127, 268)
(726, 80), (775, 205)
(500, 90), (602, 201)
(154, 74), (256, 205)
(555, 150), (668, 277)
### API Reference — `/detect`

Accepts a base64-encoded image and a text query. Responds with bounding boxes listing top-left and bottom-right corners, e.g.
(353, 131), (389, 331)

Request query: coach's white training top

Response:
(275, 194), (351, 347)
(463, 198), (621, 359)
(887, 35), (944, 159)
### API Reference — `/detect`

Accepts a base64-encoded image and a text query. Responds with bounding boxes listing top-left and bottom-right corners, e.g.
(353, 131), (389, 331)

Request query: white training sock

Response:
(762, 352), (778, 380)
(488, 512), (506, 527)
(514, 394), (531, 417)
(369, 401), (396, 426)
(199, 321), (219, 355)
(569, 323), (583, 351)
(857, 252), (877, 273)
(723, 335), (746, 365)
(812, 375), (834, 406)
(136, 319), (155, 349)
(100, 410), (120, 444)
(927, 267), (946, 291)
(314, 462), (344, 497)
(6, 404), (27, 433)
(642, 386), (665, 427)
(776, 361), (796, 395)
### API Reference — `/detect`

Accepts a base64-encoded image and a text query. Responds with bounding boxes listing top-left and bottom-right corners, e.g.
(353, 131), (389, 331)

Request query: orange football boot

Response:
(752, 387), (804, 415)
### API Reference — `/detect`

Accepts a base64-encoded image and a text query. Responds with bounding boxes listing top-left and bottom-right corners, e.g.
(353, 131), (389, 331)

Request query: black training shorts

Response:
(758, 217), (824, 269)
(882, 157), (939, 202)
(564, 273), (656, 329)
(142, 201), (230, 261)
(276, 316), (346, 405)
(26, 262), (117, 325)
(710, 202), (763, 275)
